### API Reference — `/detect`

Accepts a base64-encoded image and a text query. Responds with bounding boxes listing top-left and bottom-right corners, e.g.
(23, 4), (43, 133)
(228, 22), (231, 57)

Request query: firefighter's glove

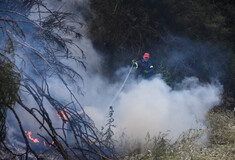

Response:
(132, 59), (136, 64)
(144, 70), (148, 74)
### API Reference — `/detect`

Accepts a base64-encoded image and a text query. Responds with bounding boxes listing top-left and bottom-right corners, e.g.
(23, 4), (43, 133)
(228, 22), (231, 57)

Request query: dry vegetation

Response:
(121, 106), (235, 160)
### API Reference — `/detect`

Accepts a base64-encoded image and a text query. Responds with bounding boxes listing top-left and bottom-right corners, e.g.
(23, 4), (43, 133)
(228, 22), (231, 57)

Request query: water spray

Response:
(108, 63), (134, 107)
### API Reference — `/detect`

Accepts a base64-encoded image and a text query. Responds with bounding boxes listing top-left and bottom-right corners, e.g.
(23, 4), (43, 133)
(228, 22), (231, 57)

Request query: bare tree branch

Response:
(0, 0), (117, 159)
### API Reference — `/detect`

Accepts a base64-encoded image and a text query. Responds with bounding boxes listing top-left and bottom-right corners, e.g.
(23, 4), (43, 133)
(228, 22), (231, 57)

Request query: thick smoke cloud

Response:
(115, 77), (221, 140)
(84, 69), (222, 141)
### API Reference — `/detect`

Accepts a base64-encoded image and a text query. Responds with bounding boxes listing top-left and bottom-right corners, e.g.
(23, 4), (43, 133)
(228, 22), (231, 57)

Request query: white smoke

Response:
(115, 76), (222, 140)
(83, 70), (222, 141)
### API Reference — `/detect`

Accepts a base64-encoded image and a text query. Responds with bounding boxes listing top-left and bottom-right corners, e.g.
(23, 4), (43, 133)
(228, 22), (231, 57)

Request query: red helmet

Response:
(143, 53), (150, 58)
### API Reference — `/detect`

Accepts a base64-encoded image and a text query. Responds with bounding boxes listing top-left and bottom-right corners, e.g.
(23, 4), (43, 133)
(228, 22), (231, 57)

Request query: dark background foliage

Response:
(88, 0), (235, 95)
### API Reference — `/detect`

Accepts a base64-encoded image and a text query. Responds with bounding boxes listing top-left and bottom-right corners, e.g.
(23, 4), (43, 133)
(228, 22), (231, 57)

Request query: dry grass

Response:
(122, 107), (235, 160)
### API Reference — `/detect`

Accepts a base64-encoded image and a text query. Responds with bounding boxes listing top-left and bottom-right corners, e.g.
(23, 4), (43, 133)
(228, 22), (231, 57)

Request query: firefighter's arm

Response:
(144, 65), (153, 74)
(132, 59), (140, 69)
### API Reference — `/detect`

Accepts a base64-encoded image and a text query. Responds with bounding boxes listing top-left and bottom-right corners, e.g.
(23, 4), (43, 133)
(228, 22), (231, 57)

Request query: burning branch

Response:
(25, 131), (40, 144)
(57, 108), (70, 121)
(8, 106), (39, 159)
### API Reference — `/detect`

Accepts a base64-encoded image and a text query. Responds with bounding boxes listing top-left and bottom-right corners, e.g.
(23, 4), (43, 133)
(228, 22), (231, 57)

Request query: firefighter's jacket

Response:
(134, 59), (154, 78)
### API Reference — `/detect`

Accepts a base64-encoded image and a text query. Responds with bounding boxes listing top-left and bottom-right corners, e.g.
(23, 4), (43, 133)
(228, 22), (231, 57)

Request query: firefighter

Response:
(132, 52), (154, 78)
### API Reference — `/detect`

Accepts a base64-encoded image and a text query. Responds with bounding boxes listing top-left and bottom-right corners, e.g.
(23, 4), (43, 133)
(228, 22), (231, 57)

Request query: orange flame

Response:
(49, 140), (54, 147)
(25, 131), (54, 147)
(25, 131), (39, 143)
(57, 109), (70, 120)
(44, 140), (54, 147)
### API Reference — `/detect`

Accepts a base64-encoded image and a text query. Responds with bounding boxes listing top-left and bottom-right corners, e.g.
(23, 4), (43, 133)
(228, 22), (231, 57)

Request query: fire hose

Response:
(108, 63), (134, 107)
